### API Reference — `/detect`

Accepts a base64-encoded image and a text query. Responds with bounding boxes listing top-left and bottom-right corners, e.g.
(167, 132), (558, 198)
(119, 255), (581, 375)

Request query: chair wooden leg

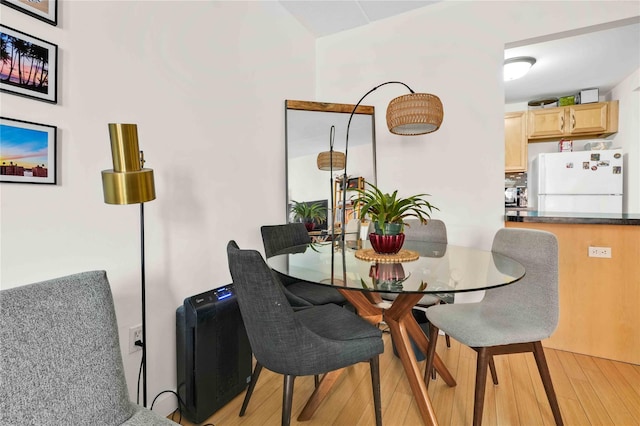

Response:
(532, 341), (564, 426)
(370, 356), (382, 426)
(240, 362), (263, 416)
(282, 375), (295, 426)
(424, 323), (440, 387)
(473, 347), (490, 426)
(489, 356), (499, 385)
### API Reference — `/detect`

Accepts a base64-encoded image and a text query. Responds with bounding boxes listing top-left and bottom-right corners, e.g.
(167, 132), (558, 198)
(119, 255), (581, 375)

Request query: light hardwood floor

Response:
(170, 328), (640, 426)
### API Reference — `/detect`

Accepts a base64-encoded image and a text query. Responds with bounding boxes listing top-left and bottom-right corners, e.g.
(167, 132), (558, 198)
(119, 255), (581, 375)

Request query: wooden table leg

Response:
(384, 293), (458, 425)
(297, 369), (345, 421)
(296, 290), (384, 421)
(403, 310), (457, 387)
(385, 306), (439, 425)
(333, 290), (457, 426)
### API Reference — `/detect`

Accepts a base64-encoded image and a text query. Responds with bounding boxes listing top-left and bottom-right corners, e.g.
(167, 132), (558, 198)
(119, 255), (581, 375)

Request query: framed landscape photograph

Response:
(0, 25), (58, 103)
(1, 0), (58, 26)
(0, 117), (57, 184)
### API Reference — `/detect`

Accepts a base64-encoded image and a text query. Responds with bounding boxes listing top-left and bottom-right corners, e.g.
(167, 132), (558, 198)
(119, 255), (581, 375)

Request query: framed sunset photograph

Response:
(1, 0), (58, 26)
(1, 117), (57, 184)
(0, 25), (58, 103)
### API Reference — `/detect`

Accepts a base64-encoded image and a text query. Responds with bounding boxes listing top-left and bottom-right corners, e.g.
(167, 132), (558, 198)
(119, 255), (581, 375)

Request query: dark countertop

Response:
(505, 210), (640, 225)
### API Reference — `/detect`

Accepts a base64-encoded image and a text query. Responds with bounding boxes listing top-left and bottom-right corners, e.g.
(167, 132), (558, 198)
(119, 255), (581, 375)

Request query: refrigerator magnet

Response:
(591, 153), (600, 161)
(583, 162), (590, 169)
(614, 153), (621, 159)
(566, 162), (574, 168)
(591, 165), (598, 171)
(613, 166), (621, 174)
(598, 160), (610, 167)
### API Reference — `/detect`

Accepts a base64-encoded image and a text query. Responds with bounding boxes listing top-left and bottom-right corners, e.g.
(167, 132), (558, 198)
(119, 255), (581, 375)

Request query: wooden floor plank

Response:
(574, 352), (637, 426)
(171, 331), (640, 426)
(493, 354), (520, 426)
(593, 356), (640, 423)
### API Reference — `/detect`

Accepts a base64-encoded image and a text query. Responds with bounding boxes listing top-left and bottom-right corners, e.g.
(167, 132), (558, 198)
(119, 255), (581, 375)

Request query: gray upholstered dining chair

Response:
(424, 228), (564, 426)
(261, 223), (346, 306)
(0, 271), (175, 426)
(227, 240), (383, 426)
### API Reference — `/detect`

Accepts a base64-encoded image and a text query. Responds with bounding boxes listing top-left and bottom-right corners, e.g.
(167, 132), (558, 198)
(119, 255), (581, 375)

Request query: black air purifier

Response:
(176, 285), (252, 423)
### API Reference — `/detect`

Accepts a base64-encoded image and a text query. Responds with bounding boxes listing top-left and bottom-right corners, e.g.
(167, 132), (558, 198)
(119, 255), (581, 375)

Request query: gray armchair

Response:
(0, 270), (175, 426)
(424, 228), (563, 426)
(227, 240), (383, 426)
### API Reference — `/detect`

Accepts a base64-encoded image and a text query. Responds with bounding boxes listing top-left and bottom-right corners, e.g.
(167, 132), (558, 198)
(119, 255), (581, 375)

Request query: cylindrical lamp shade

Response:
(102, 123), (156, 205)
(386, 93), (444, 135)
(317, 151), (346, 171)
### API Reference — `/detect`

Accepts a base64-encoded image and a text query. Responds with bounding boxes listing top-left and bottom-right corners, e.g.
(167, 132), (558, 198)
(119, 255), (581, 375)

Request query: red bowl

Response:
(369, 233), (405, 254)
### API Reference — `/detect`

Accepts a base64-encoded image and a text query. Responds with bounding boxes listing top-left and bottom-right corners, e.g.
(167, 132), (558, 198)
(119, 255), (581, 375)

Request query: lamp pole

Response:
(139, 201), (148, 407)
(340, 81), (417, 242)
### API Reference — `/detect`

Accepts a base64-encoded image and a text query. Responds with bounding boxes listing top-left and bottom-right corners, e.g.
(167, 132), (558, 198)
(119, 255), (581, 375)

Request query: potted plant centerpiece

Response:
(291, 200), (327, 232)
(353, 182), (438, 254)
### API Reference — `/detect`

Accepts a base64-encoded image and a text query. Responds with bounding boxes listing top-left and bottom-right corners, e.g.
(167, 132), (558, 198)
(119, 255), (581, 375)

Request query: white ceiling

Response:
(279, 1), (640, 105)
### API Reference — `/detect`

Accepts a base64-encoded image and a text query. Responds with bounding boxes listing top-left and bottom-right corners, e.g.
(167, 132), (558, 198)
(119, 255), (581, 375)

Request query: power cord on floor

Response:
(152, 389), (215, 426)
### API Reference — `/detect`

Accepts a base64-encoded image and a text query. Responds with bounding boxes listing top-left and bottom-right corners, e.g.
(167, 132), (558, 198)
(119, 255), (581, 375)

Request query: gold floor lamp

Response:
(101, 123), (156, 407)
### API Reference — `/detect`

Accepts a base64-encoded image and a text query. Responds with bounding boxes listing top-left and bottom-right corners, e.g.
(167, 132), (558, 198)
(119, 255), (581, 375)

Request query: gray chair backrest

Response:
(403, 219), (448, 244)
(0, 271), (133, 425)
(261, 223), (311, 258)
(488, 228), (559, 335)
(227, 241), (350, 376)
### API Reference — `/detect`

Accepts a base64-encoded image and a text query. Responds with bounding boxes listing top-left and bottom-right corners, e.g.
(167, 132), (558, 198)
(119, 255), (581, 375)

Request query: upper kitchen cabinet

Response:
(528, 101), (619, 141)
(505, 111), (527, 172)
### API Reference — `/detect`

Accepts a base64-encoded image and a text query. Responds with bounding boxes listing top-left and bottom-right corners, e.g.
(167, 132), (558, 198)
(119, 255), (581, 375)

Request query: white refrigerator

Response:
(530, 148), (623, 213)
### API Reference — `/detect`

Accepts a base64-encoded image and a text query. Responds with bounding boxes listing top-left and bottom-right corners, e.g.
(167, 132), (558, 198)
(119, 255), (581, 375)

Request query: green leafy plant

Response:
(290, 200), (327, 224)
(352, 181), (438, 235)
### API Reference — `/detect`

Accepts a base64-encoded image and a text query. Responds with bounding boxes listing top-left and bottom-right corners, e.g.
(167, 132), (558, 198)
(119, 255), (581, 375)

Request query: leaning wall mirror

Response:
(285, 100), (377, 234)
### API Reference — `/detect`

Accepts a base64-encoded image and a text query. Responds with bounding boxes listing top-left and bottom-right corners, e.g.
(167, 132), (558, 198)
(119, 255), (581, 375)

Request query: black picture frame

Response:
(0, 116), (57, 184)
(1, 0), (58, 26)
(0, 25), (58, 103)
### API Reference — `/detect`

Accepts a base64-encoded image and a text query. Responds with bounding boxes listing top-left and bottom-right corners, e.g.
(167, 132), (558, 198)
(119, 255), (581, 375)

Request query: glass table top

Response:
(266, 240), (526, 295)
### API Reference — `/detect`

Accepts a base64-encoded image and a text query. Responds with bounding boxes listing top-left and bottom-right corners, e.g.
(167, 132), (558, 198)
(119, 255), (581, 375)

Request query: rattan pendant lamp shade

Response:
(317, 150), (345, 171)
(386, 93), (444, 135)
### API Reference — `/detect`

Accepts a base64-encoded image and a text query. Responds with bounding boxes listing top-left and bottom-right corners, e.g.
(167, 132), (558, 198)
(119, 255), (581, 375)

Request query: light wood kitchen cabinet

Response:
(505, 111), (527, 172)
(528, 100), (618, 141)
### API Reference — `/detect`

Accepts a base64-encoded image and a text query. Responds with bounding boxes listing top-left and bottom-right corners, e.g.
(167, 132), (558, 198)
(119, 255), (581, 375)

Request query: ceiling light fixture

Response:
(504, 56), (536, 81)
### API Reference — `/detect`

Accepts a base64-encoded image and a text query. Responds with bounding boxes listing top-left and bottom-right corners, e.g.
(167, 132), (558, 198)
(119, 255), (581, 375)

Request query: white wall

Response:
(316, 1), (639, 248)
(0, 0), (315, 415)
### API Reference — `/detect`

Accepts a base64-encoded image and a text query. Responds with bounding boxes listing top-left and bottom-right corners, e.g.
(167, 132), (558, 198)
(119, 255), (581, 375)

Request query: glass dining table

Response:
(266, 239), (525, 425)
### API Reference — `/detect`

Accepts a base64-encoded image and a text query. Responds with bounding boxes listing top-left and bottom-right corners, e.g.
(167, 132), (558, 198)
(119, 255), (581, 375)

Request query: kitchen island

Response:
(504, 210), (639, 364)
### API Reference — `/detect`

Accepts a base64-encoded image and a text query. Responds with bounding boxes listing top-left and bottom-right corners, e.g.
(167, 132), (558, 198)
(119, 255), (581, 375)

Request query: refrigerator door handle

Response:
(560, 115), (564, 132)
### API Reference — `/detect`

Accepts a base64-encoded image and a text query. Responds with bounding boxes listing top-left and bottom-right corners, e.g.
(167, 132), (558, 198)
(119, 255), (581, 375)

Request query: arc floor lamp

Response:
(101, 123), (156, 407)
(339, 81), (444, 240)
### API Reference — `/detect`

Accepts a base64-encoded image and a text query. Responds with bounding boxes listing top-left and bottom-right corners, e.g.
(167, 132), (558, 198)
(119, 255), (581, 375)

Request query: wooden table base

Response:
(297, 290), (457, 425)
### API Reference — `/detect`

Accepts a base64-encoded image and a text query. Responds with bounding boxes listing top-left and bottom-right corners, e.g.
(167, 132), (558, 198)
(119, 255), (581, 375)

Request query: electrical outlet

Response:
(129, 325), (142, 354)
(588, 246), (611, 258)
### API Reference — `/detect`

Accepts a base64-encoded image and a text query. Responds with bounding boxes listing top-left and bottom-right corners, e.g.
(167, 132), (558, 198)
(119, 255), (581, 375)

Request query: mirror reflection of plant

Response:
(290, 200), (327, 223)
(353, 181), (438, 235)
